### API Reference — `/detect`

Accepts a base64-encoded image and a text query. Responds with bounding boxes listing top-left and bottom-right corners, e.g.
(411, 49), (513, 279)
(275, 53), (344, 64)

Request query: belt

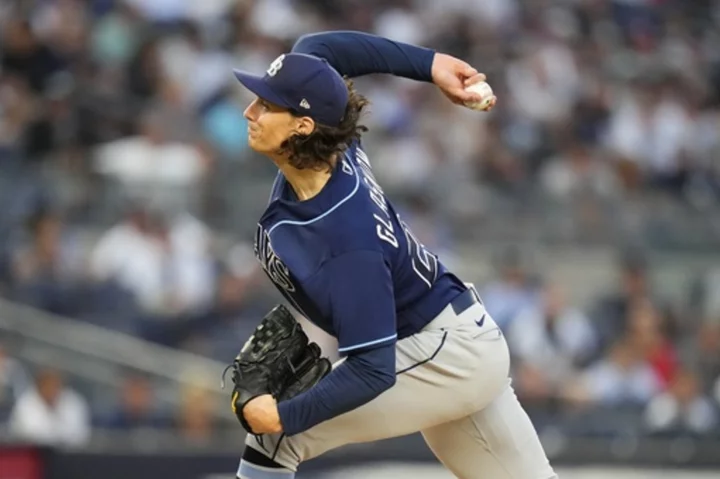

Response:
(450, 287), (481, 316)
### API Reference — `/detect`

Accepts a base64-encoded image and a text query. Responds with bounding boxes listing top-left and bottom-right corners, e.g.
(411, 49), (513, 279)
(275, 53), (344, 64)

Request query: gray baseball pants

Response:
(240, 300), (557, 479)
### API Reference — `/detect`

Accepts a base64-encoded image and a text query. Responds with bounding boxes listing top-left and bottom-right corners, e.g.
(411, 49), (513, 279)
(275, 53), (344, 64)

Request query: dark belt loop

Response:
(469, 284), (480, 302)
(450, 288), (480, 316)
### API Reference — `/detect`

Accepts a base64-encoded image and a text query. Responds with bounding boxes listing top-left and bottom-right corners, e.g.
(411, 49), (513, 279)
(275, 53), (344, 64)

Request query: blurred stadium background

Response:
(1, 0), (720, 477)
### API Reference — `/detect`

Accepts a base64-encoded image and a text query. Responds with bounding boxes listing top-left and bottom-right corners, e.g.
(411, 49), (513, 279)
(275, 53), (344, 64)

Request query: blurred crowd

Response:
(482, 246), (720, 440)
(0, 347), (232, 448)
(1, 0), (720, 450)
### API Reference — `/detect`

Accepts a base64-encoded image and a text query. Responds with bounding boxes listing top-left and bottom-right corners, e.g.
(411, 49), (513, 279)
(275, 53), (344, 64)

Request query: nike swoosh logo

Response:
(475, 314), (486, 327)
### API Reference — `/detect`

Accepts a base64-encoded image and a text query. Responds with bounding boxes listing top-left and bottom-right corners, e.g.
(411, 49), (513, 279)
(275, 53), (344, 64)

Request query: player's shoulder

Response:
(262, 146), (386, 256)
(314, 176), (387, 254)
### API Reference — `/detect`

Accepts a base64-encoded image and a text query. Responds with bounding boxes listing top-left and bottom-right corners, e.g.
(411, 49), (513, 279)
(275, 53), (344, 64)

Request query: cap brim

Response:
(232, 70), (292, 110)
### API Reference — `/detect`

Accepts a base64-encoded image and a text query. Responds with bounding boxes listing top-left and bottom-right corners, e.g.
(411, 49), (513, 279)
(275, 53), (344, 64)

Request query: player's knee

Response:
(238, 446), (296, 478)
(242, 446), (286, 469)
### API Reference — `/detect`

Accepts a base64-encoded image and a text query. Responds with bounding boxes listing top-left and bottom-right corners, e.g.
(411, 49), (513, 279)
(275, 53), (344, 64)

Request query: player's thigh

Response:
(246, 364), (478, 469)
(247, 328), (510, 469)
(421, 382), (557, 479)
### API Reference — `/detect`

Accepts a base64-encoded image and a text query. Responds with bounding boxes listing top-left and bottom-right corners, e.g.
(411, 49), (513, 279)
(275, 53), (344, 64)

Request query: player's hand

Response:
(243, 394), (283, 435)
(431, 53), (489, 106)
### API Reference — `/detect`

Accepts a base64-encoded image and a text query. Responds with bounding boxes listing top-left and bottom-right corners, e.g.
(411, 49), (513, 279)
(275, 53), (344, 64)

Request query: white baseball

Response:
(464, 81), (495, 111)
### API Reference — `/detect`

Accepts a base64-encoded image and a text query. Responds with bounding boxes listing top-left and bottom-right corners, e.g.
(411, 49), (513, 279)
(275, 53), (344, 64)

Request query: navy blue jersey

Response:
(255, 140), (466, 356)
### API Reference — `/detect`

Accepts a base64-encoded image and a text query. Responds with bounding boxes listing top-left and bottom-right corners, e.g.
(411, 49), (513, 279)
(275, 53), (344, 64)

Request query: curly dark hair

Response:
(279, 78), (370, 172)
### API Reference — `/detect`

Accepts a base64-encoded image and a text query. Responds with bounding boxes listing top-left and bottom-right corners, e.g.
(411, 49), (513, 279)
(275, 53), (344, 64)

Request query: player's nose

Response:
(243, 100), (259, 121)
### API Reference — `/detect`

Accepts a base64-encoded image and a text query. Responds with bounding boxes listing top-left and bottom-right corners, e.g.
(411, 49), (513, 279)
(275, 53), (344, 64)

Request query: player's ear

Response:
(293, 116), (315, 136)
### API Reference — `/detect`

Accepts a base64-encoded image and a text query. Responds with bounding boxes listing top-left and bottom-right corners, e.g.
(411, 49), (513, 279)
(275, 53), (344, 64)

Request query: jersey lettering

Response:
(254, 225), (296, 292)
(374, 214), (399, 248)
(367, 183), (389, 215)
(400, 219), (438, 288)
(357, 157), (390, 215)
(355, 149), (399, 248)
(356, 148), (438, 288)
(341, 158), (354, 176)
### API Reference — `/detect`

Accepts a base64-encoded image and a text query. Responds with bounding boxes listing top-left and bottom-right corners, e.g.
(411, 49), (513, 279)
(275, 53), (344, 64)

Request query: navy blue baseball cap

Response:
(233, 53), (349, 127)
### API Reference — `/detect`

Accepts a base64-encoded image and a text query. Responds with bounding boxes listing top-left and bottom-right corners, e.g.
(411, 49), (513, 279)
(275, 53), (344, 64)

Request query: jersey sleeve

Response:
(307, 250), (397, 355)
(291, 31), (435, 82)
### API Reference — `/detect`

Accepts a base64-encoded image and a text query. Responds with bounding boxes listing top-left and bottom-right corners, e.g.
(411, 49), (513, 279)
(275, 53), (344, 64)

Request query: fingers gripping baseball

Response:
(431, 53), (495, 110)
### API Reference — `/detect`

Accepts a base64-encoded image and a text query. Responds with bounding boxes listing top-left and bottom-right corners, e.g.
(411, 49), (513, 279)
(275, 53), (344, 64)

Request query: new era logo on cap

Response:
(233, 53), (349, 126)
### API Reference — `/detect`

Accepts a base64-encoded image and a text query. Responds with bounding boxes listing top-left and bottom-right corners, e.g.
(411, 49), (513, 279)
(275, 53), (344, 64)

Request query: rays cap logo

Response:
(233, 53), (349, 127)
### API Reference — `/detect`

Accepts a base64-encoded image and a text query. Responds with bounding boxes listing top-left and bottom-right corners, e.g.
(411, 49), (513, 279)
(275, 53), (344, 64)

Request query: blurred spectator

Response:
(397, 194), (454, 255)
(539, 140), (619, 203)
(0, 344), (29, 421)
(125, 36), (164, 101)
(90, 1), (143, 68)
(140, 244), (267, 357)
(591, 252), (658, 353)
(175, 381), (216, 444)
(30, 0), (89, 65)
(685, 264), (720, 390)
(156, 21), (234, 111)
(374, 3), (425, 45)
(567, 338), (662, 407)
(200, 86), (250, 158)
(99, 372), (169, 430)
(123, 0), (193, 24)
(8, 208), (85, 315)
(0, 74), (42, 157)
(23, 72), (83, 159)
(604, 75), (697, 193)
(93, 109), (210, 209)
(473, 136), (528, 194)
(626, 298), (678, 389)
(644, 367), (718, 437)
(507, 282), (598, 403)
(0, 17), (64, 94)
(143, 80), (201, 145)
(8, 367), (91, 448)
(480, 246), (540, 331)
(89, 206), (216, 316)
(10, 209), (78, 280)
(505, 33), (581, 127)
(192, 243), (270, 359)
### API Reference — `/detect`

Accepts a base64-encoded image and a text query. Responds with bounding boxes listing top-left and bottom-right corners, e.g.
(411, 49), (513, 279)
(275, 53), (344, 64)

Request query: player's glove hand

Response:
(277, 342), (331, 402)
(222, 304), (331, 434)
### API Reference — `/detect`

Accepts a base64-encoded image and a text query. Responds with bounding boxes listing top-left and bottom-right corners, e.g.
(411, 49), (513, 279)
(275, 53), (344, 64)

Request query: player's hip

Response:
(421, 286), (501, 336)
(395, 274), (472, 339)
(394, 289), (507, 380)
